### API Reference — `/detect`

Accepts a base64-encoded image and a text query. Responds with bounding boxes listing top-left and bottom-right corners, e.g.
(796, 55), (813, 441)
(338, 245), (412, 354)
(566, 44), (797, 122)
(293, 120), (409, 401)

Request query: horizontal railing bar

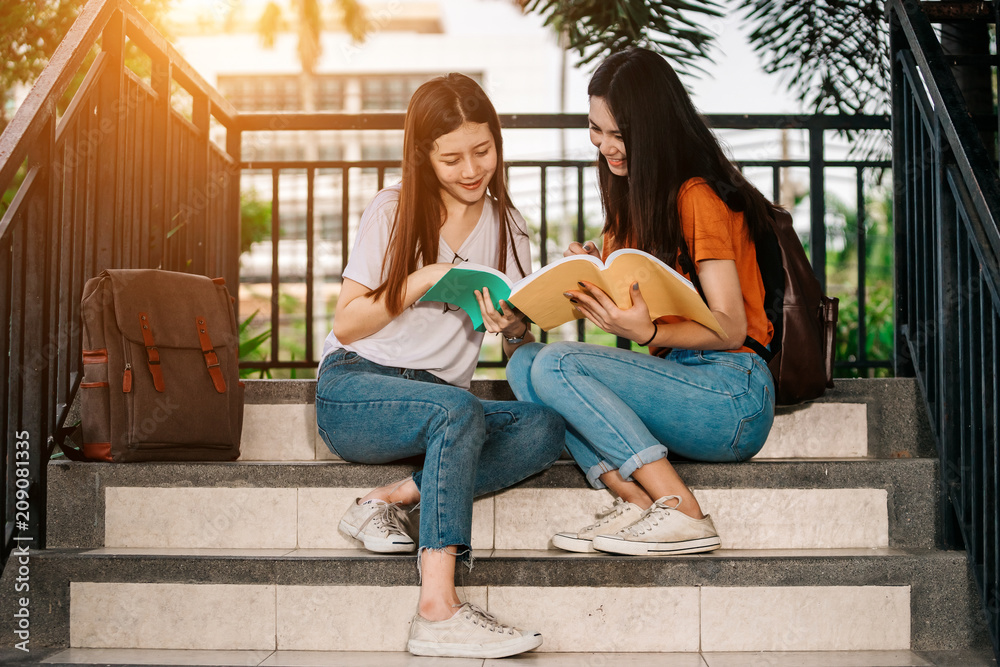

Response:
(238, 112), (406, 131)
(120, 2), (238, 126)
(707, 114), (890, 130)
(237, 112), (890, 133)
(0, 0), (117, 192)
(240, 158), (892, 171)
(738, 160), (891, 168)
(242, 160), (402, 170)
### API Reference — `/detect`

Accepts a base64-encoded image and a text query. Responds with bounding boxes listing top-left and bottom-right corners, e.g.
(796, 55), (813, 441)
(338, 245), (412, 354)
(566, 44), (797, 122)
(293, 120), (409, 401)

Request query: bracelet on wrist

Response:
(638, 321), (658, 347)
(504, 321), (529, 344)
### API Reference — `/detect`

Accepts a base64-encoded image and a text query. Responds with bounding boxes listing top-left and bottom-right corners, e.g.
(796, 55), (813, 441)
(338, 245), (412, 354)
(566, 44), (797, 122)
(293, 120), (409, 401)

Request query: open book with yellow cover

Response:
(419, 248), (724, 337)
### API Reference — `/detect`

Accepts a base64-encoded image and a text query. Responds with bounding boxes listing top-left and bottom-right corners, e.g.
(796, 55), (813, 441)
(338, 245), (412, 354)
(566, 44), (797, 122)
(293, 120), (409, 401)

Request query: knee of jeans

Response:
(536, 341), (585, 374)
(530, 342), (584, 399)
(429, 388), (485, 435)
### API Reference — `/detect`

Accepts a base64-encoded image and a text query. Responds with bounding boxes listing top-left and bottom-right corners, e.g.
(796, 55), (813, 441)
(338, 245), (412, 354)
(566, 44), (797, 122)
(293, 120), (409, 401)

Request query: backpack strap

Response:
(138, 312), (166, 392)
(677, 241), (774, 363)
(196, 316), (227, 393)
(742, 336), (773, 362)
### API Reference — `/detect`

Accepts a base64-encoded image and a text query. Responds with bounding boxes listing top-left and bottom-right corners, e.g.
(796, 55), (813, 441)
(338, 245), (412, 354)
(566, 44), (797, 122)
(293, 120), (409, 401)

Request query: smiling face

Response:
(429, 121), (498, 208)
(589, 96), (627, 177)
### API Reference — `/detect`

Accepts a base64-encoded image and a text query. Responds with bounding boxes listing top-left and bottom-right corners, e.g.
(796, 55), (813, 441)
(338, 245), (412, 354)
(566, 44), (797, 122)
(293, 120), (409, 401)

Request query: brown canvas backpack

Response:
(79, 269), (244, 461)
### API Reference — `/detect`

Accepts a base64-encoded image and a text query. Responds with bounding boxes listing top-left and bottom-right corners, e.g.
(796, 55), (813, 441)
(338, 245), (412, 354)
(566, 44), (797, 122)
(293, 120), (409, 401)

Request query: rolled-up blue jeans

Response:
(316, 349), (565, 556)
(507, 342), (774, 489)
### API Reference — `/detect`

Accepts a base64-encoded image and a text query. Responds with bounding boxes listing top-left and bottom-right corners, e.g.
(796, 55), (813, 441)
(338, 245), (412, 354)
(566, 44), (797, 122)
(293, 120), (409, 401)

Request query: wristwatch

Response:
(504, 322), (529, 344)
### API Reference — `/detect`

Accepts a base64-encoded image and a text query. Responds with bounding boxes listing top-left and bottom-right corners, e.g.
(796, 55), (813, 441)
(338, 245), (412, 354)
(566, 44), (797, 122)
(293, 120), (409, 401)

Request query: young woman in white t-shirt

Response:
(316, 73), (564, 659)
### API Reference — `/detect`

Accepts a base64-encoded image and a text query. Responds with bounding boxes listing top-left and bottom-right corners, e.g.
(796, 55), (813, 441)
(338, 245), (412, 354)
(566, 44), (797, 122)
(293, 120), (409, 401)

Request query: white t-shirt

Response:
(321, 183), (531, 388)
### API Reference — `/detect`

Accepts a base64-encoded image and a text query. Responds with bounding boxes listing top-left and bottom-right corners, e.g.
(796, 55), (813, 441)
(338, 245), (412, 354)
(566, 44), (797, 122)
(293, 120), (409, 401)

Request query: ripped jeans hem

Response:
(416, 545), (474, 581)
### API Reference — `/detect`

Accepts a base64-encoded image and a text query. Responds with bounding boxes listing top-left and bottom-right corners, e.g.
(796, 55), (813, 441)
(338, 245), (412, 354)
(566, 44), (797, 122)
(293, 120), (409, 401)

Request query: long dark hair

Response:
(588, 47), (778, 264)
(369, 73), (526, 315)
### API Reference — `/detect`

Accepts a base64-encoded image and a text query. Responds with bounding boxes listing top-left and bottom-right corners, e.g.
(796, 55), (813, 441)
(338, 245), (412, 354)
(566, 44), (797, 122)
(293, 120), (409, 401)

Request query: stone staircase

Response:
(1, 377), (995, 665)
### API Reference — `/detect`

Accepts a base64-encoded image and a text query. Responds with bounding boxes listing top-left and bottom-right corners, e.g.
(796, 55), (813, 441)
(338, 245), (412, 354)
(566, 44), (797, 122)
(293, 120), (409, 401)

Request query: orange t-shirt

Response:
(604, 177), (773, 356)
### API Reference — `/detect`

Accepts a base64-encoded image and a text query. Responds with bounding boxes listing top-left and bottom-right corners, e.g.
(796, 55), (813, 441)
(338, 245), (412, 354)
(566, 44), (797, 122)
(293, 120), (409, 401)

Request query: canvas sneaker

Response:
(407, 602), (543, 658)
(338, 498), (415, 553)
(551, 498), (644, 553)
(592, 495), (721, 555)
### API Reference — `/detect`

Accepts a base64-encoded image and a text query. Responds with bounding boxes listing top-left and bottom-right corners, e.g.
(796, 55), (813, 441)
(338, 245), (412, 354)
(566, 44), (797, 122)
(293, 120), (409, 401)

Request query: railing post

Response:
(890, 5), (915, 378)
(227, 125), (243, 314)
(94, 8), (125, 272)
(19, 117), (55, 549)
(808, 125), (826, 289)
(192, 90), (210, 276)
(149, 53), (170, 272)
(935, 142), (966, 551)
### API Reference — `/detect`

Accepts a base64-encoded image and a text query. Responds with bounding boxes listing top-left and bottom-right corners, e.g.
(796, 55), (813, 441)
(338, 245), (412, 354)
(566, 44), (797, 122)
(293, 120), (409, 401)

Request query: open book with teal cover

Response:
(419, 248), (724, 336)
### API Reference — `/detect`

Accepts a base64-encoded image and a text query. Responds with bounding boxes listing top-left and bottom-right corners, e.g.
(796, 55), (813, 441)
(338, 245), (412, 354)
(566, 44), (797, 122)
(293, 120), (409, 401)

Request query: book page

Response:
(419, 264), (513, 332)
(603, 251), (723, 336)
(508, 249), (724, 336)
(507, 255), (609, 331)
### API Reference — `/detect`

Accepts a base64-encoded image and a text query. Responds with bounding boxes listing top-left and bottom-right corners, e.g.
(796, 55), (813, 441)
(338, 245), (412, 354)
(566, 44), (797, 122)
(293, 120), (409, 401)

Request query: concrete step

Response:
(45, 458), (940, 551)
(238, 378), (936, 462)
(0, 547), (988, 654)
(5, 647), (998, 666)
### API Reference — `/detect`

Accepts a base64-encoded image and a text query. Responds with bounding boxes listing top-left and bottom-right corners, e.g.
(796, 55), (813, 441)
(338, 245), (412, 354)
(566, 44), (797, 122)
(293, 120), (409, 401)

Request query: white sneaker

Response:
(338, 498), (415, 553)
(592, 495), (721, 555)
(407, 602), (542, 658)
(551, 498), (644, 553)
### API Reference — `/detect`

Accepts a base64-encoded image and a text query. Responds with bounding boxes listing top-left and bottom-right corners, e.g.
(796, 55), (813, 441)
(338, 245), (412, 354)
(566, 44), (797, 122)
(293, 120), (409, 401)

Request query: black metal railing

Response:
(0, 0), (242, 566)
(234, 112), (891, 374)
(889, 0), (1000, 659)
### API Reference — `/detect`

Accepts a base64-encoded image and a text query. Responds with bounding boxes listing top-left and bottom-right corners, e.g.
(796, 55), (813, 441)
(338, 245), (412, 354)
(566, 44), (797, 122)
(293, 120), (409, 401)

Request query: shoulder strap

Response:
(196, 316), (227, 393)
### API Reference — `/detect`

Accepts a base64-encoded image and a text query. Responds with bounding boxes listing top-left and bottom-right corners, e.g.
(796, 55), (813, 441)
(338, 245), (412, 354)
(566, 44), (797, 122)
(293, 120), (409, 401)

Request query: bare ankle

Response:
(358, 490), (389, 504)
(387, 479), (419, 505)
(669, 495), (704, 520)
(418, 598), (460, 622)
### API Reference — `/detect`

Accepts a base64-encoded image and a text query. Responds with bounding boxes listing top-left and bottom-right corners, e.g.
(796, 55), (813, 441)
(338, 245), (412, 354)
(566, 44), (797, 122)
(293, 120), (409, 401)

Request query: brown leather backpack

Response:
(679, 208), (838, 405)
(79, 269), (244, 461)
(755, 209), (838, 405)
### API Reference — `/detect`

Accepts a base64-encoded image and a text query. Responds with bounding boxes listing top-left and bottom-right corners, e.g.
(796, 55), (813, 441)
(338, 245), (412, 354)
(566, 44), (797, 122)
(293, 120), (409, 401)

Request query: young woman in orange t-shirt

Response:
(508, 46), (778, 555)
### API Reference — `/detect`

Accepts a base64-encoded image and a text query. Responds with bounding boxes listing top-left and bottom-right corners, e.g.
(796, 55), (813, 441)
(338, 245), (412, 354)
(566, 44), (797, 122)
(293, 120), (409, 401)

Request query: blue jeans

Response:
(507, 342), (774, 489)
(316, 349), (565, 555)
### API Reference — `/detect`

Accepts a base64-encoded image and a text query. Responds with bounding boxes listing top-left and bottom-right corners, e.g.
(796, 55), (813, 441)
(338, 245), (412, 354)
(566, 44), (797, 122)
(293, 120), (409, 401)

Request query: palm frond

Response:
(295, 0), (322, 74)
(335, 0), (368, 43)
(257, 1), (283, 49)
(523, 0), (725, 76)
(738, 0), (889, 115)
